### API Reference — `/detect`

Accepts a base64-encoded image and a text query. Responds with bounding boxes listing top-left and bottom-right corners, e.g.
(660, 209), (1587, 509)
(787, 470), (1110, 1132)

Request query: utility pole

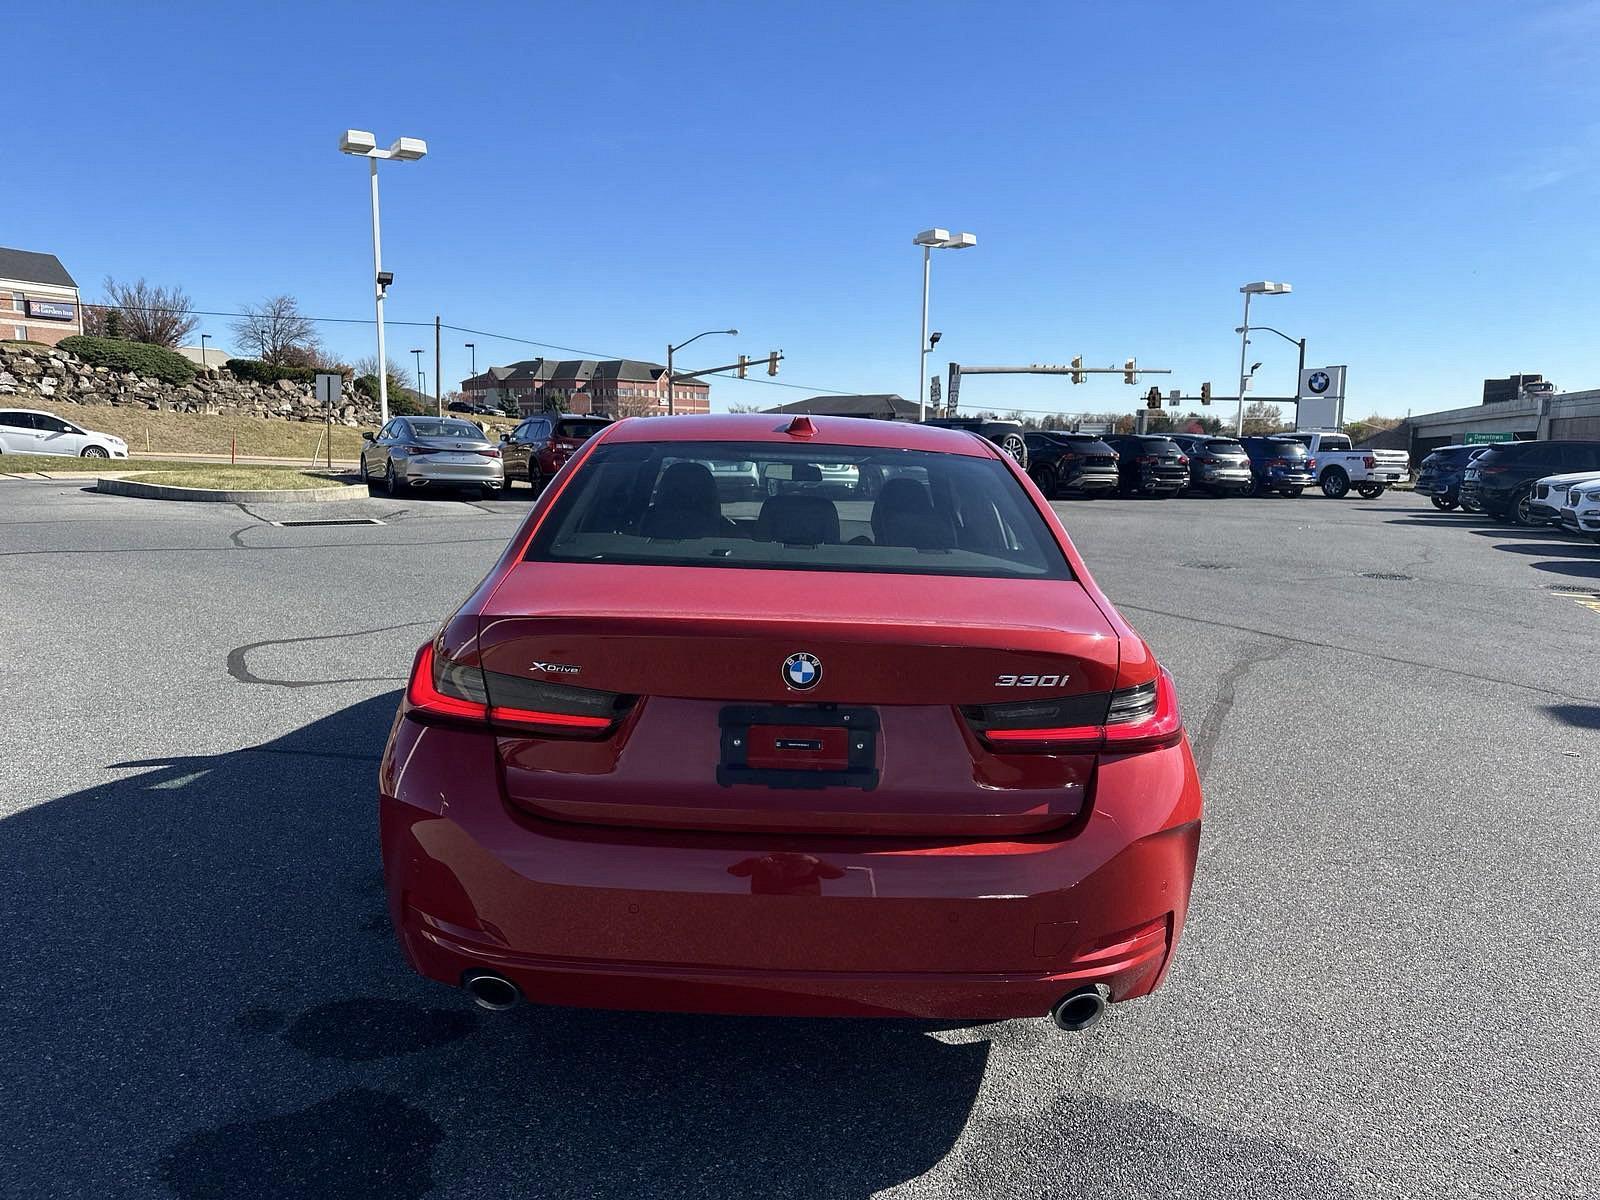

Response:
(434, 315), (442, 416)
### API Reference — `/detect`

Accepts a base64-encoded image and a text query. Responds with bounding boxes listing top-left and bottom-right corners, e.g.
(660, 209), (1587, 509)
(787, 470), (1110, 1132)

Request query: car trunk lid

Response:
(475, 562), (1120, 835)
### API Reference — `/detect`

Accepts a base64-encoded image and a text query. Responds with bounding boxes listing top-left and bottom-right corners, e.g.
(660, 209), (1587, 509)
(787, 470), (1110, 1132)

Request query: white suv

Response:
(1558, 478), (1600, 543)
(0, 408), (127, 458)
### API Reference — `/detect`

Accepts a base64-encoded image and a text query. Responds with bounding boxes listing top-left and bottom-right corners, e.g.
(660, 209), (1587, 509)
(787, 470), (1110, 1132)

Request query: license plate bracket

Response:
(718, 705), (879, 790)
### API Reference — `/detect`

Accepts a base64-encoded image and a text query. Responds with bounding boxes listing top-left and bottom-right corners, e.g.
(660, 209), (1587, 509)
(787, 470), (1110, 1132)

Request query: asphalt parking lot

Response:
(2, 480), (1596, 1200)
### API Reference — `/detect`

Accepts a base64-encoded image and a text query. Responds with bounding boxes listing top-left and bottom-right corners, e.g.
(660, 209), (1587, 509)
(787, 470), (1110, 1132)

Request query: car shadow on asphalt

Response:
(0, 695), (1354, 1199)
(0, 694), (986, 1199)
(1545, 703), (1600, 729)
(1526, 559), (1600, 581)
(1485, 540), (1597, 558)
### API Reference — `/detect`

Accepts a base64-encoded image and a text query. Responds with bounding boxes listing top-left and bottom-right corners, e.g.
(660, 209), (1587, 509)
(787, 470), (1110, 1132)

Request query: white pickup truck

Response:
(1285, 432), (1411, 499)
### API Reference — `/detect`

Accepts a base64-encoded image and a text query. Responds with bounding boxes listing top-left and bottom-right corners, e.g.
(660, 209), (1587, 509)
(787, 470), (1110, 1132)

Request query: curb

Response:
(96, 476), (366, 504)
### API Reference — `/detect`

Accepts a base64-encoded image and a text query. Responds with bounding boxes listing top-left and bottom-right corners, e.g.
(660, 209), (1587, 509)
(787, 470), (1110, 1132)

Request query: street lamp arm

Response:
(670, 328), (739, 355)
(1238, 324), (1302, 348)
(665, 328), (738, 417)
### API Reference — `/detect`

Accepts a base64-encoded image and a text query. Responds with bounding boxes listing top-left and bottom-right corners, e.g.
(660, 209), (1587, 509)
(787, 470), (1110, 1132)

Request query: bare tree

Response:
(354, 354), (414, 393)
(1240, 401), (1284, 435)
(82, 277), (198, 347)
(231, 295), (321, 365)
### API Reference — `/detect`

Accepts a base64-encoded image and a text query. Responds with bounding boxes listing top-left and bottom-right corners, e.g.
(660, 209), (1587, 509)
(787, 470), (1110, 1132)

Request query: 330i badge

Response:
(380, 414), (1202, 1031)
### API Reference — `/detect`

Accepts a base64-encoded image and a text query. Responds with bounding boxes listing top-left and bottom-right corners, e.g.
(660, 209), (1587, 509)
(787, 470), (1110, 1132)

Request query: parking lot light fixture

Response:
(1236, 281), (1292, 435)
(339, 128), (429, 426)
(915, 229), (977, 420)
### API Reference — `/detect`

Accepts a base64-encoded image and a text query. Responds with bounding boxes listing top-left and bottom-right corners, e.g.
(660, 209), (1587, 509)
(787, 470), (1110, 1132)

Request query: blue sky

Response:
(10, 1), (1600, 417)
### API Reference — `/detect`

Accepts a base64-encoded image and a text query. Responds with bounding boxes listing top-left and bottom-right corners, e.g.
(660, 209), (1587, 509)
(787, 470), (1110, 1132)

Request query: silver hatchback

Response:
(360, 416), (505, 496)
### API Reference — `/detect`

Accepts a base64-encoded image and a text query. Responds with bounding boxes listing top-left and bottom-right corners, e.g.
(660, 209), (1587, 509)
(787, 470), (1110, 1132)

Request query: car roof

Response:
(602, 413), (997, 457)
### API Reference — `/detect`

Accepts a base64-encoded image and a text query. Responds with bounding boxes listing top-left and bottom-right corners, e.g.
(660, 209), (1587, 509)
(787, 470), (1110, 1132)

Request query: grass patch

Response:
(124, 467), (351, 491)
(0, 452), (152, 474)
(46, 404), (518, 460)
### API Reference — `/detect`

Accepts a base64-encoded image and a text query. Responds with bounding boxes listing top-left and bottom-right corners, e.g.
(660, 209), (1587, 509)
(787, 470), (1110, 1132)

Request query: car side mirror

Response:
(361, 431), (375, 441)
(500, 432), (510, 442)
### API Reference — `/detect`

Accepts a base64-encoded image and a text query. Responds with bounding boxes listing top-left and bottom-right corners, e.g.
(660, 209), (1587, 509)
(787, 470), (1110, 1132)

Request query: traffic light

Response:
(1200, 381), (1212, 405)
(737, 355), (749, 379)
(1070, 355), (1084, 385)
(767, 351), (780, 377)
(1124, 358), (1137, 384)
(1145, 386), (1161, 410)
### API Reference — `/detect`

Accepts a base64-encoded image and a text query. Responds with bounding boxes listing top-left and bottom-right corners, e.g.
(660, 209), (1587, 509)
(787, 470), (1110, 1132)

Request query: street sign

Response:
(1464, 431), (1514, 444)
(929, 377), (942, 407)
(946, 363), (961, 411)
(315, 373), (342, 408)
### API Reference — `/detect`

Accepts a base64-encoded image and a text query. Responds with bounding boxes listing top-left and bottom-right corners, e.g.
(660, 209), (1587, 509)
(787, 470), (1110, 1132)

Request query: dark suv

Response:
(1102, 435), (1190, 497)
(1414, 444), (1489, 511)
(500, 413), (613, 489)
(1022, 431), (1120, 498)
(1459, 439), (1600, 525)
(1168, 433), (1253, 496)
(1240, 436), (1315, 497)
(920, 417), (1028, 468)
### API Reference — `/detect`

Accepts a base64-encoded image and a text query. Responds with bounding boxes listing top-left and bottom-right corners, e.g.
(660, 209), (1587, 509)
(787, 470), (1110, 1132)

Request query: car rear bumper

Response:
(1196, 468), (1252, 490)
(380, 719), (1202, 1019)
(1061, 470), (1119, 492)
(401, 458), (504, 486)
(1260, 470), (1314, 488)
(1414, 474), (1458, 498)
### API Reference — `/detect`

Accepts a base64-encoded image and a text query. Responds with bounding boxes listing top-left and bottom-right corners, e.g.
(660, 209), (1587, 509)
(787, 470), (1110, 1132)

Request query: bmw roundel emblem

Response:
(1306, 370), (1331, 394)
(781, 651), (822, 691)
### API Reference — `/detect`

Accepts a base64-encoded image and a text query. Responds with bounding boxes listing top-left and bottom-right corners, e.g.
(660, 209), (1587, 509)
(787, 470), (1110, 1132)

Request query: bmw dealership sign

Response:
(1297, 365), (1347, 429)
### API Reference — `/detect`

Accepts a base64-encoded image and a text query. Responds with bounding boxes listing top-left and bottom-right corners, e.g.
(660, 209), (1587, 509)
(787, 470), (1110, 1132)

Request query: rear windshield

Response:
(554, 419), (609, 439)
(1260, 440), (1308, 458)
(1204, 440), (1245, 454)
(409, 419), (483, 439)
(1132, 438), (1181, 455)
(527, 440), (1071, 579)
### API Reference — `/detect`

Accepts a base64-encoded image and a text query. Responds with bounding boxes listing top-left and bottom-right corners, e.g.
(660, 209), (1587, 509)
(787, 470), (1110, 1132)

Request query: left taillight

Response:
(406, 641), (630, 737)
(966, 667), (1183, 754)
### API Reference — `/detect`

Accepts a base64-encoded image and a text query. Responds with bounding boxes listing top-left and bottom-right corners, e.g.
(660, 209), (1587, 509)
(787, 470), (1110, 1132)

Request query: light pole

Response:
(199, 333), (210, 370)
(666, 328), (738, 415)
(338, 129), (428, 426)
(411, 348), (424, 406)
(1237, 322), (1307, 416)
(465, 341), (476, 403)
(1235, 281), (1292, 435)
(913, 228), (977, 421)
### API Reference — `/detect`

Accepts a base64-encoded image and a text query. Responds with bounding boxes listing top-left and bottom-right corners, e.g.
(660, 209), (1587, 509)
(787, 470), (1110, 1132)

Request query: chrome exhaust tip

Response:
(1050, 985), (1108, 1032)
(462, 970), (521, 1012)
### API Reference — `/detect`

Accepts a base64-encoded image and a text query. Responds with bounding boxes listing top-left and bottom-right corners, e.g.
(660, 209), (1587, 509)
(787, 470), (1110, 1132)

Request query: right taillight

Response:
(968, 668), (1183, 753)
(406, 642), (631, 737)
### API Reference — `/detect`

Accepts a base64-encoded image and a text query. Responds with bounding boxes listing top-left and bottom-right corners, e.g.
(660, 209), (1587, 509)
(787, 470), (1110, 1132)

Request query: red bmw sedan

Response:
(380, 414), (1202, 1030)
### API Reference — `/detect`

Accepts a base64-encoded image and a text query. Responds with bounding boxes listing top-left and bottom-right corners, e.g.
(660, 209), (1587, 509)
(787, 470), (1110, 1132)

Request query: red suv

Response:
(500, 413), (612, 489)
(382, 415), (1202, 1031)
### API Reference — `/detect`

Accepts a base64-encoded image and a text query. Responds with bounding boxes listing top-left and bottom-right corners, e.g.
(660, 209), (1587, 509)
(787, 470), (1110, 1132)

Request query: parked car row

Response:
(1020, 429), (1405, 501)
(1454, 439), (1600, 526)
(1420, 438), (1600, 537)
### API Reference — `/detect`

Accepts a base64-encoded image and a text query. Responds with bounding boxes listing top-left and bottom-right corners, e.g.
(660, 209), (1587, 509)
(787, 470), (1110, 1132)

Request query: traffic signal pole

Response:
(945, 360), (1173, 413)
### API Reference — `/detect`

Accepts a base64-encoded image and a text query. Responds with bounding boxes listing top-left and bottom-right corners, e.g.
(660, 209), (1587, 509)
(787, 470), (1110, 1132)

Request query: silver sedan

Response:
(359, 416), (505, 496)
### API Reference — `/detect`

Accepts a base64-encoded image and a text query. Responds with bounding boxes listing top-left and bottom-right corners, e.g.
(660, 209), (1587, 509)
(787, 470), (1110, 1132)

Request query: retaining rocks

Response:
(0, 341), (381, 427)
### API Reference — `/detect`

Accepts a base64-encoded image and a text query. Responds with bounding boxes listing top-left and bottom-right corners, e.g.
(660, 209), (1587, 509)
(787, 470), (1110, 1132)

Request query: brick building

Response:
(0, 247), (82, 347)
(463, 357), (710, 417)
